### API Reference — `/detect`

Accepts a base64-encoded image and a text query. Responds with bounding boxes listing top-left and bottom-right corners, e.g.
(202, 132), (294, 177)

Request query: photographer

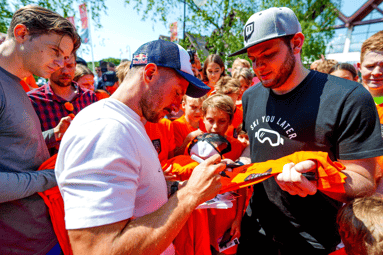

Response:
(188, 49), (204, 80)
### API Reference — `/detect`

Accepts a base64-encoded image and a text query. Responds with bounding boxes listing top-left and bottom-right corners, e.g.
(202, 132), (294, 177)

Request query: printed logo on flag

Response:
(132, 53), (148, 65)
(244, 22), (254, 43)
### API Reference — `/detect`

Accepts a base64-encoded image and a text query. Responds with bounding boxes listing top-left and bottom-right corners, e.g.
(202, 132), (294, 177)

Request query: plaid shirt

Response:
(28, 82), (98, 132)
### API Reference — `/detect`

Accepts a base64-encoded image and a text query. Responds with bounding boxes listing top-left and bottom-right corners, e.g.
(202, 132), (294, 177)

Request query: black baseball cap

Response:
(130, 40), (211, 98)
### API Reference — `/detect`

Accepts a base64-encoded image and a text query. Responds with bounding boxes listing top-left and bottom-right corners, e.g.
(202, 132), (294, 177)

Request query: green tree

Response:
(0, 0), (13, 33)
(125, 0), (338, 66)
(0, 0), (107, 34)
(260, 0), (339, 65)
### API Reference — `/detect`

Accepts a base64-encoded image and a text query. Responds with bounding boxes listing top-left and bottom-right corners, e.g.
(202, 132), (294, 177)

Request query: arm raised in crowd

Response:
(0, 168), (56, 203)
(42, 116), (73, 148)
(68, 154), (225, 255)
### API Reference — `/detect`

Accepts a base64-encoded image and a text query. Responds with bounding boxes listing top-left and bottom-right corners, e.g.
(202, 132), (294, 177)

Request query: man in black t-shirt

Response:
(229, 7), (383, 255)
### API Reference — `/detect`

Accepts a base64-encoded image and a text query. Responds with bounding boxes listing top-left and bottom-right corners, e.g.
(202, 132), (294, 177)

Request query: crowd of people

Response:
(1, 4), (383, 255)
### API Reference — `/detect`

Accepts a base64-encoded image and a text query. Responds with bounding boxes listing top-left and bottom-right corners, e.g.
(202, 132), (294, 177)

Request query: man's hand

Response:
(163, 164), (178, 181)
(53, 116), (72, 141)
(184, 154), (226, 205)
(275, 160), (317, 197)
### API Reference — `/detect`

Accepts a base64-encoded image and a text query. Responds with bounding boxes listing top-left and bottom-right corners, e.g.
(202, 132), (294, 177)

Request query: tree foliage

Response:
(260, 0), (339, 65)
(0, 0), (14, 34)
(125, 0), (339, 66)
(0, 0), (107, 34)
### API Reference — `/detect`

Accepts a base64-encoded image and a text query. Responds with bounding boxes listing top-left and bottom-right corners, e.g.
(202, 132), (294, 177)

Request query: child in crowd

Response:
(232, 68), (253, 110)
(173, 95), (206, 156)
(201, 94), (247, 255)
(231, 57), (251, 74)
(357, 30), (383, 193)
(316, 59), (338, 74)
(145, 118), (176, 166)
(336, 195), (383, 255)
(74, 64), (95, 91)
(215, 76), (243, 138)
(329, 63), (359, 82)
(202, 54), (226, 92)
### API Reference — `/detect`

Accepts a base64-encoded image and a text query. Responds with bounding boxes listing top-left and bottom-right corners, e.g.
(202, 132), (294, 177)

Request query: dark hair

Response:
(329, 63), (357, 79)
(280, 34), (295, 49)
(202, 54), (226, 83)
(8, 5), (81, 53)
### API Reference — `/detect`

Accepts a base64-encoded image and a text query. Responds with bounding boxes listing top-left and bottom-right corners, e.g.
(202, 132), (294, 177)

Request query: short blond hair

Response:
(202, 94), (234, 121)
(232, 58), (251, 70)
(337, 195), (383, 255)
(73, 64), (93, 82)
(116, 60), (131, 83)
(360, 31), (383, 63)
(232, 68), (253, 86)
(316, 59), (338, 74)
(215, 76), (241, 95)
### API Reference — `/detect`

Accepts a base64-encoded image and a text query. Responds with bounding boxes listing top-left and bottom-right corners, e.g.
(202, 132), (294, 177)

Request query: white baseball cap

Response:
(229, 7), (302, 57)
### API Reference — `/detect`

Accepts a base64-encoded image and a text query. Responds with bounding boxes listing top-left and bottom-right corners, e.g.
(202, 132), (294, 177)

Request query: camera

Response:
(187, 49), (196, 64)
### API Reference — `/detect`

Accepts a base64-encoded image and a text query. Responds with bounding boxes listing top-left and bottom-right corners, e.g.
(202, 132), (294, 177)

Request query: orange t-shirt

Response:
(22, 75), (39, 93)
(375, 103), (383, 178)
(329, 248), (347, 255)
(173, 115), (199, 148)
(222, 136), (246, 161)
(145, 118), (176, 165)
(225, 107), (243, 138)
(95, 90), (110, 100)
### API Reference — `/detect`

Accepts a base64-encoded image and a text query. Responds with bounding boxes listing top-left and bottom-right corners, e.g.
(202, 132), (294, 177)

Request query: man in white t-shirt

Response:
(56, 39), (226, 255)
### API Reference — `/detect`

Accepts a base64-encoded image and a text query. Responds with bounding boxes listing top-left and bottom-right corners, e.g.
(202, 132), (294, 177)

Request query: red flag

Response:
(66, 16), (75, 27)
(170, 22), (178, 42)
(79, 3), (88, 29)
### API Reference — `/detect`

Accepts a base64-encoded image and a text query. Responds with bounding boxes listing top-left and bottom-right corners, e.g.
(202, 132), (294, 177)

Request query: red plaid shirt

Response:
(28, 82), (97, 132)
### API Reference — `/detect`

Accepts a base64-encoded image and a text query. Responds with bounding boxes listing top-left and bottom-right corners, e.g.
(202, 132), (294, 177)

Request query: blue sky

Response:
(75, 0), (367, 62)
(78, 0), (183, 62)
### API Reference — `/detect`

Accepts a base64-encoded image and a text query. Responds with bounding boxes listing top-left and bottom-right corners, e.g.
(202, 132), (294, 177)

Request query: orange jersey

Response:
(145, 118), (175, 165)
(173, 209), (211, 255)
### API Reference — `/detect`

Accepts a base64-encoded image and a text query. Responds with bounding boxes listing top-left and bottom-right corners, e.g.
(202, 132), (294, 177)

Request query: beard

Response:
(50, 76), (73, 87)
(140, 97), (166, 123)
(260, 47), (296, 90)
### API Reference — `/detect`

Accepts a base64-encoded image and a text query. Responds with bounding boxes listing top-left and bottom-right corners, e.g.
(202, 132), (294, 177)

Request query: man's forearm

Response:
(42, 129), (59, 149)
(69, 155), (224, 255)
(70, 186), (200, 255)
(0, 169), (57, 203)
(323, 158), (377, 202)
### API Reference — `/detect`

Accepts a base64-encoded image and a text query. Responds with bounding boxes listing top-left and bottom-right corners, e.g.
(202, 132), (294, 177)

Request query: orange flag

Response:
(164, 151), (347, 194)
